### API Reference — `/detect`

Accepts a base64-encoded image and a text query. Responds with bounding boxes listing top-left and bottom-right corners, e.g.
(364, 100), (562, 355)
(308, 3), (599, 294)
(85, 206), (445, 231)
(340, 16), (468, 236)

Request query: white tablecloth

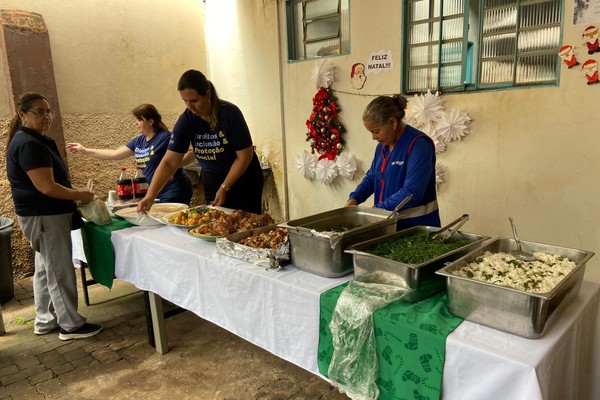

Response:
(71, 229), (87, 265)
(110, 225), (600, 399)
(112, 225), (348, 373)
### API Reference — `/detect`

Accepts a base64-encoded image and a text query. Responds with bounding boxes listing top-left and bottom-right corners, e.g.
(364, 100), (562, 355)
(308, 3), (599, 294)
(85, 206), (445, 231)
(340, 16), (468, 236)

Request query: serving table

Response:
(107, 225), (599, 399)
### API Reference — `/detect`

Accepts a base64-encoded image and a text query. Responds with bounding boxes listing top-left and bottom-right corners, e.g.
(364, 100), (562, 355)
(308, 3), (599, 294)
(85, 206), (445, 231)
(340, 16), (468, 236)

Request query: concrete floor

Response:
(0, 275), (349, 400)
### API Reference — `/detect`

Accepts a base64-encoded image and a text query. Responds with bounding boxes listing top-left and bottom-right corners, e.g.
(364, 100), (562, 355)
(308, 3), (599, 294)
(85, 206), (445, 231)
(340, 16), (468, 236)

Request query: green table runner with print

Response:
(318, 282), (463, 400)
(81, 217), (133, 289)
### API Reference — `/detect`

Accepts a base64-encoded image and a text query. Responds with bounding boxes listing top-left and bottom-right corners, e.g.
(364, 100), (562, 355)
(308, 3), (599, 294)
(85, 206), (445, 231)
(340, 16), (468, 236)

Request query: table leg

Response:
(79, 261), (91, 306)
(143, 291), (155, 348)
(147, 291), (168, 354)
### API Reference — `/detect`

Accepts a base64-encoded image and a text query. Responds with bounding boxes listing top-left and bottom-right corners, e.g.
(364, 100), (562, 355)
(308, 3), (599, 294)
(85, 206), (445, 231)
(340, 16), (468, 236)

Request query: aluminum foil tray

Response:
(435, 238), (594, 338)
(278, 206), (396, 278)
(216, 225), (289, 269)
(346, 226), (489, 302)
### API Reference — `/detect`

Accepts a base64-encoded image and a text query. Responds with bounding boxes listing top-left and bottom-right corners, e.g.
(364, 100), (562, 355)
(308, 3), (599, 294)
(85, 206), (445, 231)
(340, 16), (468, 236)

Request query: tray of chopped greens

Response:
(435, 238), (594, 338)
(345, 225), (489, 302)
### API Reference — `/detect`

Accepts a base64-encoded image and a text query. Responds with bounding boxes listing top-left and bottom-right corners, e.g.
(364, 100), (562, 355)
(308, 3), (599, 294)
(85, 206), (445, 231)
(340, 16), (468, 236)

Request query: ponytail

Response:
(177, 69), (222, 131)
(5, 92), (48, 154)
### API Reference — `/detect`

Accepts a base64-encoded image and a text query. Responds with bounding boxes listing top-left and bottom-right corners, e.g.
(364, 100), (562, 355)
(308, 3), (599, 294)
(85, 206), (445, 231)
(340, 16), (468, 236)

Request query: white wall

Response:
(206, 0), (600, 285)
(0, 0), (206, 116)
(204, 0), (285, 217)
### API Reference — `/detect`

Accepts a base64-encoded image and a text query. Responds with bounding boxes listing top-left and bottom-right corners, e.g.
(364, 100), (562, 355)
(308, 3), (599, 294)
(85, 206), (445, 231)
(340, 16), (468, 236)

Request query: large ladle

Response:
(508, 217), (536, 261)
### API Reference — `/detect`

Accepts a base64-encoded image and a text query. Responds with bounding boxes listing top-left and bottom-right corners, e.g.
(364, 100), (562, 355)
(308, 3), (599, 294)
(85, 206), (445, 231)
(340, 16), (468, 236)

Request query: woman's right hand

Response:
(79, 190), (94, 203)
(66, 143), (86, 154)
(137, 196), (155, 214)
(345, 199), (359, 207)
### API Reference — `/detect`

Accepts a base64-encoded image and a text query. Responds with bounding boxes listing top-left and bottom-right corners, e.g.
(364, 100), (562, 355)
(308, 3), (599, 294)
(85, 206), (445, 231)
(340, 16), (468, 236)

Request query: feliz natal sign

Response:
(366, 50), (393, 75)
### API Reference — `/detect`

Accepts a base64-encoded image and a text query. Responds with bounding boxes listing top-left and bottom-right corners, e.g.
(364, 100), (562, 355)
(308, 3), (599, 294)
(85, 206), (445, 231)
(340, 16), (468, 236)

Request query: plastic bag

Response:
(78, 199), (111, 226)
(328, 275), (413, 400)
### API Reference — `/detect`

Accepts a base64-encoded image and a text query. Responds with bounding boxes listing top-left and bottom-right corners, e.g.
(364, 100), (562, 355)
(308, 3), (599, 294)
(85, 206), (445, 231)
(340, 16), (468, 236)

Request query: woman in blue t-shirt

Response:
(67, 104), (193, 204)
(137, 70), (264, 215)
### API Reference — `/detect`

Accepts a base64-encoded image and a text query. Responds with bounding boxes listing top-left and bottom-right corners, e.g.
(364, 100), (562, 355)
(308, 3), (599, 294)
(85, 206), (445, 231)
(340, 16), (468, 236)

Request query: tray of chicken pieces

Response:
(216, 225), (289, 269)
(188, 209), (276, 241)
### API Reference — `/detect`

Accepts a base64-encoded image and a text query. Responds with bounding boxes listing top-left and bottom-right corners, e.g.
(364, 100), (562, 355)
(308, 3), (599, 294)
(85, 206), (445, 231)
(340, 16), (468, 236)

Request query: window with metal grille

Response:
(286, 0), (350, 61)
(403, 0), (563, 94)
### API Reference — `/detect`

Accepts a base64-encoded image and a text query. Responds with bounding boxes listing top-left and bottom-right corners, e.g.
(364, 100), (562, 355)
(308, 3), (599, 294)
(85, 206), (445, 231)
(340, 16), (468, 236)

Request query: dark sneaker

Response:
(58, 323), (102, 341)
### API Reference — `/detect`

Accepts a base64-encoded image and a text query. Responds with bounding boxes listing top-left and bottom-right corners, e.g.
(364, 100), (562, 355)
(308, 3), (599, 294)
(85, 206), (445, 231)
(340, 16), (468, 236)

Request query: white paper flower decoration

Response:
(315, 158), (338, 184)
(431, 134), (447, 153)
(335, 152), (357, 180)
(417, 124), (445, 154)
(295, 150), (317, 179)
(409, 89), (444, 128)
(435, 164), (445, 186)
(311, 59), (335, 89)
(437, 109), (471, 142)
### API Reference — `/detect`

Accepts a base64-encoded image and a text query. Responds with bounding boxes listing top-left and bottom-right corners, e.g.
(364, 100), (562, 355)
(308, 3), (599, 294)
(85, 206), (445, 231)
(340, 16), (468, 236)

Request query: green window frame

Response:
(286, 0), (350, 61)
(403, 0), (563, 94)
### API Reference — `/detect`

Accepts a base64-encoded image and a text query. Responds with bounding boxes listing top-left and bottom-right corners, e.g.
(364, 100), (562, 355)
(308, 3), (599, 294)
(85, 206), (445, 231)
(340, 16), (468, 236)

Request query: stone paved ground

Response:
(0, 275), (349, 400)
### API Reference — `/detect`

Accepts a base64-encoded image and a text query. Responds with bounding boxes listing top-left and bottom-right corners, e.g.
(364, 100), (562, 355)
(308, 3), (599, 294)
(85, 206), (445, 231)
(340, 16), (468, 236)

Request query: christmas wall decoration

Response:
(305, 86), (344, 160)
(296, 60), (357, 184)
(558, 26), (600, 86)
(404, 90), (472, 187)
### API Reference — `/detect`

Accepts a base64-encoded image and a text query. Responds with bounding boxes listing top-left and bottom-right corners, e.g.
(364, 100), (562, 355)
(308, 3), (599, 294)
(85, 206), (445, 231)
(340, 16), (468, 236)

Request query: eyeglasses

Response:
(28, 109), (55, 118)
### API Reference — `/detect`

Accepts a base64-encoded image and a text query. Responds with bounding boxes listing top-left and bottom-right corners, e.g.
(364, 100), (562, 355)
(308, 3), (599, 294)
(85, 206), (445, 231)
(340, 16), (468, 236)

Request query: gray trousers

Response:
(18, 214), (85, 332)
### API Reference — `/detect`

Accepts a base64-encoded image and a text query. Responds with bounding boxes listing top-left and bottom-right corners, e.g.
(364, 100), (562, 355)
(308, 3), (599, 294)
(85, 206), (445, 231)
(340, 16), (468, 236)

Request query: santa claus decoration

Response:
(582, 25), (600, 54)
(350, 62), (367, 90)
(582, 59), (599, 84)
(559, 45), (578, 68)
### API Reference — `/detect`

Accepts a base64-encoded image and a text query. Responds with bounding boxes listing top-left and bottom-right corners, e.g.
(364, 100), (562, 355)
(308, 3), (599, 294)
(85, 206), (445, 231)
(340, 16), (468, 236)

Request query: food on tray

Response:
(366, 232), (473, 264)
(322, 223), (362, 233)
(189, 210), (275, 237)
(239, 228), (288, 249)
(167, 206), (224, 226)
(451, 251), (577, 293)
(116, 203), (188, 219)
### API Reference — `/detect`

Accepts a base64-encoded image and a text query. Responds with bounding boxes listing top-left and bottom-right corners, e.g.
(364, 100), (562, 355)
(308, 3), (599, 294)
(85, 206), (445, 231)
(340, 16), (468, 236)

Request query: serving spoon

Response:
(508, 217), (536, 261)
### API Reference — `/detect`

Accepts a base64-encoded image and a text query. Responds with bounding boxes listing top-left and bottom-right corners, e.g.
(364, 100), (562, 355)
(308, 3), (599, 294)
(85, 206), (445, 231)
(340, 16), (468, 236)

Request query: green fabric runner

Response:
(318, 282), (463, 400)
(81, 217), (133, 289)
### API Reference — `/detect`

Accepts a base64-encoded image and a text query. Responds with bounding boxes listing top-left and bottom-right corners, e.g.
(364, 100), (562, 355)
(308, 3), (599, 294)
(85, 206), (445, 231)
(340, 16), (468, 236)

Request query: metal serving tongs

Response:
(428, 214), (469, 241)
(386, 194), (413, 220)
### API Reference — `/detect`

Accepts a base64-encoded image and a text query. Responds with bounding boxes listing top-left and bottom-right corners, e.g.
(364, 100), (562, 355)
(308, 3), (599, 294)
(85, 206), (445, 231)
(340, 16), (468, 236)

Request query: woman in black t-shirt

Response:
(6, 92), (102, 341)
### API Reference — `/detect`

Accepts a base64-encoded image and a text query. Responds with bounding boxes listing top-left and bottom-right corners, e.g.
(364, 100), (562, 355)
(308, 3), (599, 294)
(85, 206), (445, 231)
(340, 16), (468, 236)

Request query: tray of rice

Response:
(216, 225), (289, 269)
(435, 238), (594, 338)
(346, 225), (489, 302)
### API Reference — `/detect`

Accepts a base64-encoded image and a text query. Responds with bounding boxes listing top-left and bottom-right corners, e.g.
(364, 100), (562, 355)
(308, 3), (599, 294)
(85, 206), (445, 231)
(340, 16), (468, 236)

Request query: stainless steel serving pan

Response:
(278, 206), (397, 277)
(346, 226), (490, 302)
(216, 224), (289, 268)
(435, 238), (594, 338)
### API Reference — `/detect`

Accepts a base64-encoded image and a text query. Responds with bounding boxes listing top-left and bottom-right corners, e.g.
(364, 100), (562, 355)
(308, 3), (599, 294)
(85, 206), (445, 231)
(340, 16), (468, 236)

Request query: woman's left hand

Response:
(211, 187), (227, 207)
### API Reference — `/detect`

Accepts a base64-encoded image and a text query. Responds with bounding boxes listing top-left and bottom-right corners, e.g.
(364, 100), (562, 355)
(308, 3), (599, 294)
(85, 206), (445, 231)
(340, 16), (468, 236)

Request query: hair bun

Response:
(392, 94), (408, 110)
